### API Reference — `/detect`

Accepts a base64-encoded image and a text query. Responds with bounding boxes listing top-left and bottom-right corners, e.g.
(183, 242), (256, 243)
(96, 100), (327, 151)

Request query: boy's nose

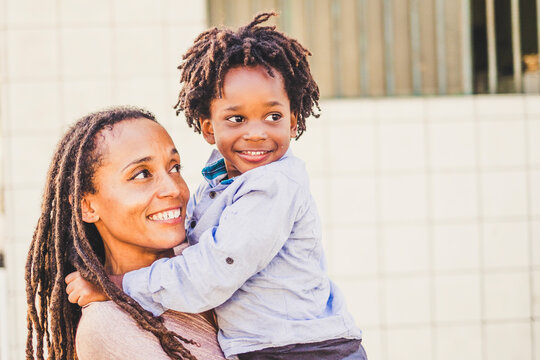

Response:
(243, 121), (268, 141)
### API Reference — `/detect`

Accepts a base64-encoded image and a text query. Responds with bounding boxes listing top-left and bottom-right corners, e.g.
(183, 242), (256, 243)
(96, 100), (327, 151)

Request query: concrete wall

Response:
(1, 1), (539, 359)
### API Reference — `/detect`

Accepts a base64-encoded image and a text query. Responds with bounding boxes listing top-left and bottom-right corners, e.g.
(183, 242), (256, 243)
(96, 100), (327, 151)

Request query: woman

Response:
(25, 106), (225, 360)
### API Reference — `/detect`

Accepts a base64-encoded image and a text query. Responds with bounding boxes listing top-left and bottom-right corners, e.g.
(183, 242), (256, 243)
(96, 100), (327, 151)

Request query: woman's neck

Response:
(102, 242), (174, 275)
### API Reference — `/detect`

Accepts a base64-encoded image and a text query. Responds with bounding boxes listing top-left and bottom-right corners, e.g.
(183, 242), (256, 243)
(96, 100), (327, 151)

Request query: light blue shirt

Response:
(123, 149), (361, 357)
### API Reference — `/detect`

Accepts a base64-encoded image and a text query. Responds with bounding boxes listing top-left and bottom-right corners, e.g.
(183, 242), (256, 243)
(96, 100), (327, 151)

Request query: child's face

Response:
(200, 65), (297, 178)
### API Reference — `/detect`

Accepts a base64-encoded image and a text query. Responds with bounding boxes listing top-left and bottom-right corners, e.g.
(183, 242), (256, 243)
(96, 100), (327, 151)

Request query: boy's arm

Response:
(123, 174), (301, 315)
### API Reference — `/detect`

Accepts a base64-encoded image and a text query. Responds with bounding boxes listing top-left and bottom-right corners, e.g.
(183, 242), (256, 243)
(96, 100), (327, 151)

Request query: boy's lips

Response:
(236, 150), (272, 162)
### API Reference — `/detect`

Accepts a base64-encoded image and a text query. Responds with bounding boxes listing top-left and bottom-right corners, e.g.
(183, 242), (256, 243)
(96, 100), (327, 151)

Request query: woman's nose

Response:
(157, 174), (182, 198)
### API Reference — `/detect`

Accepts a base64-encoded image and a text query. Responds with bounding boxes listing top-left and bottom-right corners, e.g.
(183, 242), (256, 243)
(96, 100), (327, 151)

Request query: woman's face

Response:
(82, 118), (189, 264)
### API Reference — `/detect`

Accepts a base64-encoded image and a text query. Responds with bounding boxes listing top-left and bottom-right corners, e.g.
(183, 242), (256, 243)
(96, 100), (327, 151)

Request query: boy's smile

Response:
(200, 65), (297, 178)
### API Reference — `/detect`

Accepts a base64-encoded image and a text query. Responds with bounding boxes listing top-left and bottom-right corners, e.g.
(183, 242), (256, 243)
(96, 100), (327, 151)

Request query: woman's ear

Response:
(81, 197), (99, 223)
(290, 113), (298, 139)
(200, 118), (216, 145)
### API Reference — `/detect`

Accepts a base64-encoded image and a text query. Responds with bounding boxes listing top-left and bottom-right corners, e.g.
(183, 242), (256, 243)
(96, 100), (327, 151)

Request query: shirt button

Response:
(226, 257), (234, 264)
(209, 191), (216, 199)
(189, 220), (197, 228)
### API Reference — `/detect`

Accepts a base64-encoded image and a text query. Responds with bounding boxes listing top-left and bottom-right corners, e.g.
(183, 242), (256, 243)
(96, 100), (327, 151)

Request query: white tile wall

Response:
(475, 95), (525, 120)
(114, 27), (166, 78)
(331, 226), (378, 277)
(384, 276), (431, 325)
(328, 123), (376, 174)
(482, 221), (529, 270)
(60, 28), (113, 80)
(533, 221), (540, 268)
(485, 322), (532, 360)
(484, 272), (530, 320)
(380, 174), (427, 222)
(6, 82), (62, 135)
(532, 170), (540, 217)
(6, 0), (56, 26)
(1, 3), (539, 360)
(112, 0), (164, 25)
(59, 0), (111, 25)
(428, 121), (477, 170)
(381, 225), (429, 274)
(435, 324), (483, 360)
(329, 175), (377, 225)
(386, 326), (432, 360)
(434, 274), (481, 322)
(430, 172), (478, 220)
(481, 171), (528, 218)
(425, 96), (475, 122)
(432, 223), (480, 272)
(6, 29), (59, 81)
(479, 119), (527, 168)
(532, 270), (540, 318)
(378, 123), (426, 171)
(530, 120), (540, 166)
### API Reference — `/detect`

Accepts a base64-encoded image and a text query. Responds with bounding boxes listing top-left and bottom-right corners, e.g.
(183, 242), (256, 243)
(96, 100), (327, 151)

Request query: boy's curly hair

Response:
(174, 12), (320, 139)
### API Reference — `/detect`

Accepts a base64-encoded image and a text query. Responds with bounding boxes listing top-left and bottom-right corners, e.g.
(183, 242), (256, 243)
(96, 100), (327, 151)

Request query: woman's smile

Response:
(147, 207), (183, 223)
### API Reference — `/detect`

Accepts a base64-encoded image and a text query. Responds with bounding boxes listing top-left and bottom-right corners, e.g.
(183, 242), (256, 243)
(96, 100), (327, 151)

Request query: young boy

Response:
(70, 12), (365, 359)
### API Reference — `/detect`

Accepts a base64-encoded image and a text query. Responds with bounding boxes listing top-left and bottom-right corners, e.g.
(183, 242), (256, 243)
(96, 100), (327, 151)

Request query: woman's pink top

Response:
(76, 301), (226, 359)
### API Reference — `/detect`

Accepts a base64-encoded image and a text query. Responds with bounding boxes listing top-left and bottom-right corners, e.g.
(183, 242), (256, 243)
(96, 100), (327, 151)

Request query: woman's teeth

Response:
(148, 209), (181, 221)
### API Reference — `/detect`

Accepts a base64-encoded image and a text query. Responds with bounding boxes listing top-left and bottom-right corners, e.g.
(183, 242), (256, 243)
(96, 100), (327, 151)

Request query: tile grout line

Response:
(524, 95), (535, 360)
(473, 96), (488, 360)
(373, 99), (388, 360)
(424, 98), (437, 360)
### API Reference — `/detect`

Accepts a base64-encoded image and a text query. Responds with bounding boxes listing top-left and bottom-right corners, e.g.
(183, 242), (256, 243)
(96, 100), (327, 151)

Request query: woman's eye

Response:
(131, 169), (151, 180)
(265, 113), (282, 122)
(170, 164), (182, 173)
(226, 115), (244, 123)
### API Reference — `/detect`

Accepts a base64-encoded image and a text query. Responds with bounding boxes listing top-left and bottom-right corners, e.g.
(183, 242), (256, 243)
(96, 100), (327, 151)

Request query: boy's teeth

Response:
(148, 209), (181, 221)
(243, 151), (267, 155)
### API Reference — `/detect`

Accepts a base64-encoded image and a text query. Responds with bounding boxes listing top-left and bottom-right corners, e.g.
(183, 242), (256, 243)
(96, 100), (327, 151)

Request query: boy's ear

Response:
(290, 113), (298, 138)
(200, 118), (216, 145)
(81, 197), (99, 223)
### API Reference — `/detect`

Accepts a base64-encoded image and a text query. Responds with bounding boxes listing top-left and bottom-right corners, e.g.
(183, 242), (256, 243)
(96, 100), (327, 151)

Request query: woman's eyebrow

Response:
(122, 156), (152, 171)
(122, 149), (179, 171)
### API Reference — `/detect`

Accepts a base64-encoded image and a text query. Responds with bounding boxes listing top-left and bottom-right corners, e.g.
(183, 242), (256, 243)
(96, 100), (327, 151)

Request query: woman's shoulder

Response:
(76, 301), (225, 360)
(76, 301), (165, 360)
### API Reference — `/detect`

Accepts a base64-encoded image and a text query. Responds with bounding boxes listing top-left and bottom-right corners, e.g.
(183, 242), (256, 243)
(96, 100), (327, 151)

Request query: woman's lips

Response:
(147, 207), (182, 223)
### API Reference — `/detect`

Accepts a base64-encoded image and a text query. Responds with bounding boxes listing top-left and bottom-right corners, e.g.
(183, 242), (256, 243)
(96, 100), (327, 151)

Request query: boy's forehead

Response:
(218, 65), (286, 95)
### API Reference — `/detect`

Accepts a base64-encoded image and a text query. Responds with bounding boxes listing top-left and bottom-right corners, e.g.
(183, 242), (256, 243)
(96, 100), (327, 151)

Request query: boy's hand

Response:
(65, 271), (109, 306)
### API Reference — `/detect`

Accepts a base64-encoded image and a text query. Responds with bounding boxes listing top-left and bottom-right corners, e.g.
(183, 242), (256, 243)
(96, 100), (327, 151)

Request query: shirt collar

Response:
(201, 149), (234, 187)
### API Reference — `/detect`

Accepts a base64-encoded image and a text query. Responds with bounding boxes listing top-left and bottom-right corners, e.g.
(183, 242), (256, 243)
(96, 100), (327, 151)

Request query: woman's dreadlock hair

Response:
(174, 11), (320, 139)
(25, 106), (198, 360)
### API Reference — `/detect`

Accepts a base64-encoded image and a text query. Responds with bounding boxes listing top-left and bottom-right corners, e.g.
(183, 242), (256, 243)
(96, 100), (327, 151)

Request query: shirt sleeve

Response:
(123, 171), (302, 315)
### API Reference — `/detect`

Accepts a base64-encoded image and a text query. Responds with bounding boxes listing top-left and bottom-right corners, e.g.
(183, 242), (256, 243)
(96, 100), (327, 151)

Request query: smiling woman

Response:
(25, 106), (225, 360)
(80, 118), (189, 275)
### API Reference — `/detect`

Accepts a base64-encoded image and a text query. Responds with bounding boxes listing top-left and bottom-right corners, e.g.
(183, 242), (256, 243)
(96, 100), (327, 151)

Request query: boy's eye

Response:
(131, 169), (152, 180)
(226, 115), (244, 123)
(170, 164), (182, 173)
(265, 113), (282, 122)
